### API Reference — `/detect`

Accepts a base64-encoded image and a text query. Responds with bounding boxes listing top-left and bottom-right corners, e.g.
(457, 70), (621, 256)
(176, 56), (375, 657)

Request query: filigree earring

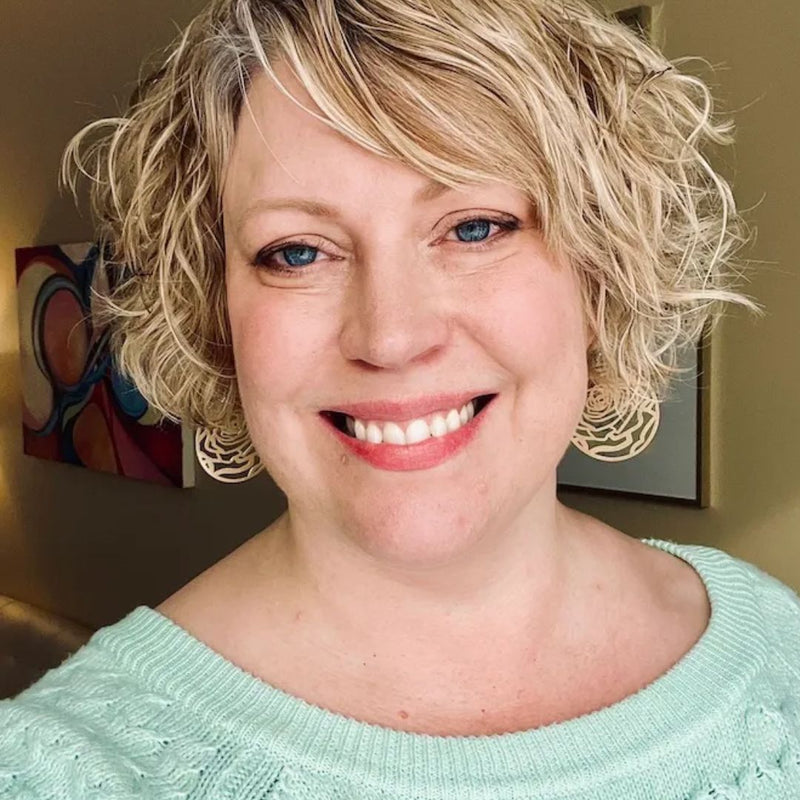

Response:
(570, 383), (661, 462)
(194, 427), (264, 483)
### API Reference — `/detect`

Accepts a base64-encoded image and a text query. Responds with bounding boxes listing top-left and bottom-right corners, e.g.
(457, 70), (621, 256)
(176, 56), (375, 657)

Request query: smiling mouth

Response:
(321, 394), (496, 446)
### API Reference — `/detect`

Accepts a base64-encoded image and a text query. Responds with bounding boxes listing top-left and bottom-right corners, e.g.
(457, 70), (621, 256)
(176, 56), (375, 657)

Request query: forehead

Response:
(221, 64), (531, 231)
(224, 67), (420, 210)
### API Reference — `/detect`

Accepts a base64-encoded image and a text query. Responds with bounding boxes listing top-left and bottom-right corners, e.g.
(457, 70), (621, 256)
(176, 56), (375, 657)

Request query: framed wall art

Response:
(557, 340), (711, 506)
(16, 243), (195, 488)
(603, 0), (663, 42)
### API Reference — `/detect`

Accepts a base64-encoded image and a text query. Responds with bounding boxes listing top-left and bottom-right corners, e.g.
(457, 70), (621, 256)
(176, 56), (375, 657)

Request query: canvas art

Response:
(557, 342), (709, 505)
(16, 243), (194, 488)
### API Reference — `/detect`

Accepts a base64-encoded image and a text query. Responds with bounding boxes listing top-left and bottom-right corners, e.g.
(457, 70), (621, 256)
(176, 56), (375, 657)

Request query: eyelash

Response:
(251, 215), (521, 277)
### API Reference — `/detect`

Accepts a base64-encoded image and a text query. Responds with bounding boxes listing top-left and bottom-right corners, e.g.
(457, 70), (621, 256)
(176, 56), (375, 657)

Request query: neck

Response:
(257, 494), (587, 680)
(192, 493), (647, 735)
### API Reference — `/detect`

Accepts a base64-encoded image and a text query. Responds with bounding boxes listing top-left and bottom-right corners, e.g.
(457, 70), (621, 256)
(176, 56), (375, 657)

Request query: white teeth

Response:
(405, 418), (431, 444)
(382, 422), (407, 445)
(445, 409), (461, 432)
(340, 397), (487, 446)
(354, 419), (366, 441)
(430, 414), (448, 437)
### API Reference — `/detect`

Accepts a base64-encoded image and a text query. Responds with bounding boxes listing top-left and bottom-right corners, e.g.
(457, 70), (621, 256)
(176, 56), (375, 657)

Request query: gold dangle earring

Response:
(194, 427), (264, 483)
(570, 382), (661, 462)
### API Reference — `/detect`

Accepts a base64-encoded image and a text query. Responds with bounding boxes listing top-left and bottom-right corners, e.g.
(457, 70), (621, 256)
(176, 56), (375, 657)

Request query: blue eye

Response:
(281, 245), (318, 267)
(252, 238), (328, 276)
(454, 219), (492, 243)
(253, 215), (520, 278)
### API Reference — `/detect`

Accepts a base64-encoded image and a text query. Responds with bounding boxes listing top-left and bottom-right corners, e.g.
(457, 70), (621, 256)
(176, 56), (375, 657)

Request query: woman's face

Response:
(223, 68), (590, 565)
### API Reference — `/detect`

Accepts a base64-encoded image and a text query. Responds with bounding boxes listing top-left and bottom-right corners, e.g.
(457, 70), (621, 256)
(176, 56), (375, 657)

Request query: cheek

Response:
(461, 259), (590, 457)
(465, 261), (589, 381)
(227, 279), (330, 406)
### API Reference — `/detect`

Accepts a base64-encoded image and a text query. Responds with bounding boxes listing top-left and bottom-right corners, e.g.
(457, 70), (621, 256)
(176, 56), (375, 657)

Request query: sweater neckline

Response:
(95, 538), (767, 797)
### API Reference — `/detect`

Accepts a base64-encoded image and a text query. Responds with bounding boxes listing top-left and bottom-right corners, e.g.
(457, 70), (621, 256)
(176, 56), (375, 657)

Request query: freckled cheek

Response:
(228, 298), (321, 404)
(469, 277), (587, 378)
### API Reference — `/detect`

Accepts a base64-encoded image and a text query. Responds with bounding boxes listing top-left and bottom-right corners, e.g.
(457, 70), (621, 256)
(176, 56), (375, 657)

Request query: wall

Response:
(0, 1), (286, 629)
(1, 1), (798, 631)
(561, 0), (800, 590)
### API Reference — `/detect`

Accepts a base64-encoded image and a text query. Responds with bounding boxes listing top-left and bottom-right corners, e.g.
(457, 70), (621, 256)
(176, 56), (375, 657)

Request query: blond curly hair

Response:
(63, 0), (754, 433)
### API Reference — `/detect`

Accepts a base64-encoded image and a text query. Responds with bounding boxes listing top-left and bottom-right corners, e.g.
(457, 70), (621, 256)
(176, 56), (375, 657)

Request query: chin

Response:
(320, 471), (513, 569)
(345, 506), (488, 569)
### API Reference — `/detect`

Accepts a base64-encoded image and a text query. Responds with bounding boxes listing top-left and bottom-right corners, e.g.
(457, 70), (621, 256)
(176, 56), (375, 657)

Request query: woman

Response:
(2, 0), (799, 797)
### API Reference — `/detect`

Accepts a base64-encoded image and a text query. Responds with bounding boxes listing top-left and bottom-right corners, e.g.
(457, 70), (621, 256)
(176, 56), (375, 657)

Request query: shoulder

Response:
(729, 551), (800, 663)
(734, 552), (800, 614)
(679, 541), (800, 619)
(664, 540), (800, 675)
(0, 613), (214, 799)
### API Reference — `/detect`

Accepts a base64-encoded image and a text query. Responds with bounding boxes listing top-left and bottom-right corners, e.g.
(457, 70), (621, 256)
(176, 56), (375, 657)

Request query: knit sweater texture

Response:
(1, 538), (800, 799)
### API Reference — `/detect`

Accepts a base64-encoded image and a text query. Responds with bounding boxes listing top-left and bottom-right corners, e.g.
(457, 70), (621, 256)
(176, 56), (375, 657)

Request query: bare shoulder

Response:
(155, 529), (275, 642)
(605, 523), (712, 667)
(576, 510), (709, 611)
(565, 511), (712, 686)
(630, 534), (711, 627)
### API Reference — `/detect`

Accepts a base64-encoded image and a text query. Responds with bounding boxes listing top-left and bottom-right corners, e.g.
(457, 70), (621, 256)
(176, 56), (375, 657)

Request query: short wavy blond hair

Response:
(64, 0), (754, 433)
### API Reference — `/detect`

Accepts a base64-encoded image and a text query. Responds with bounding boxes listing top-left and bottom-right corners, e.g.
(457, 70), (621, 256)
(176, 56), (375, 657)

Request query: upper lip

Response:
(323, 392), (492, 422)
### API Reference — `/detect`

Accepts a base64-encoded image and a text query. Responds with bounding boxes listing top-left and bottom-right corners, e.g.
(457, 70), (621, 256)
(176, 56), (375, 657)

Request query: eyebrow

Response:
(236, 179), (455, 229)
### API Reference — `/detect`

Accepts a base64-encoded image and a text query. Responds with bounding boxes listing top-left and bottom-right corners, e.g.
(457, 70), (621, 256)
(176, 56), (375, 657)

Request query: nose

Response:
(338, 253), (451, 370)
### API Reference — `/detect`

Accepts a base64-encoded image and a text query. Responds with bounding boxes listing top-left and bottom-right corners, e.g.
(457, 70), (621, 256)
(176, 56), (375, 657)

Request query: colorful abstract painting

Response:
(16, 243), (194, 487)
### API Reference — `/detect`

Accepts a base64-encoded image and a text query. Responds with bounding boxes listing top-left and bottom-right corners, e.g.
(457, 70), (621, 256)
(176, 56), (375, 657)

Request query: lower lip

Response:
(321, 400), (493, 471)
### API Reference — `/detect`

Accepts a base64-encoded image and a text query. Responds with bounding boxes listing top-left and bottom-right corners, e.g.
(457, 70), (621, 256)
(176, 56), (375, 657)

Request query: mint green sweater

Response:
(2, 539), (800, 799)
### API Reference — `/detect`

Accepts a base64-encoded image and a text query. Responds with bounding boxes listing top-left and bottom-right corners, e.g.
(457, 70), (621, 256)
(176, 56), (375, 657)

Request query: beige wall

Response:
(562, 0), (800, 589)
(0, 0), (286, 630)
(1, 1), (798, 630)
